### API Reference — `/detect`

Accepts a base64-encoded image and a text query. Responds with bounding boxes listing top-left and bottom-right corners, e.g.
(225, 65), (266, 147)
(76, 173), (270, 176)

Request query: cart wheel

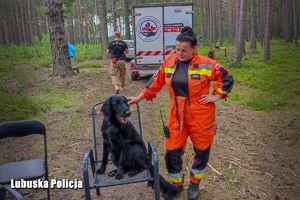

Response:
(131, 74), (138, 81)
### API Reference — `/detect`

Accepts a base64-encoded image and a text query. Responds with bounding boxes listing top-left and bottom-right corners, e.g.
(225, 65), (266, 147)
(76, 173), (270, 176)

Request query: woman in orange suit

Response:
(128, 26), (234, 200)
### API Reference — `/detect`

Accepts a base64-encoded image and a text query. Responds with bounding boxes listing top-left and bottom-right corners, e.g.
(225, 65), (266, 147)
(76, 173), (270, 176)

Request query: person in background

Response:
(107, 31), (129, 94)
(127, 26), (234, 200)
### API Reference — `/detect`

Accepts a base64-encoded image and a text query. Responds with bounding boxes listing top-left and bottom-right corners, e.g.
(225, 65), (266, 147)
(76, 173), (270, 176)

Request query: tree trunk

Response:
(205, 0), (209, 39)
(264, 0), (271, 61)
(241, 0), (246, 55)
(77, 0), (84, 44)
(94, 0), (100, 44)
(123, 0), (131, 39)
(236, 0), (246, 64)
(15, 0), (23, 44)
(293, 0), (298, 46)
(19, 0), (26, 44)
(207, 1), (212, 49)
(67, 13), (75, 44)
(218, 0), (223, 47)
(227, 0), (232, 43)
(112, 0), (117, 32)
(32, 0), (39, 40)
(37, 10), (43, 39)
(200, 0), (205, 47)
(230, 0), (236, 45)
(6, 7), (13, 44)
(28, 0), (33, 45)
(283, 0), (293, 42)
(211, 0), (216, 48)
(99, 0), (109, 59)
(236, 0), (240, 46)
(250, 0), (257, 50)
(45, 0), (73, 77)
(259, 0), (265, 46)
(10, 2), (17, 44)
(0, 3), (4, 44)
(83, 0), (89, 43)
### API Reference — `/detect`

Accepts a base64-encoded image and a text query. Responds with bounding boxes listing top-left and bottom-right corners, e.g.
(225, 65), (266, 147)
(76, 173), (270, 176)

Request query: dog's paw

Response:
(128, 169), (138, 177)
(115, 172), (124, 180)
(96, 166), (106, 174)
(147, 180), (154, 189)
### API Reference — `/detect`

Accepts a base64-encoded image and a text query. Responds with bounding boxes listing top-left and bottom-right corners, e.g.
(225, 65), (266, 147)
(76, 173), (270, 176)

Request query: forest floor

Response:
(1, 59), (299, 200)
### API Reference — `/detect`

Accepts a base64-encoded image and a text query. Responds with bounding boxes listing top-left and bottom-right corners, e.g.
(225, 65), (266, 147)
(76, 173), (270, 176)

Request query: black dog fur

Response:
(96, 95), (181, 199)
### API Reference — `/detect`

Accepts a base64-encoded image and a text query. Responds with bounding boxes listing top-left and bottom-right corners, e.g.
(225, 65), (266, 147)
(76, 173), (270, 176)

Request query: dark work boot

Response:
(188, 182), (200, 200)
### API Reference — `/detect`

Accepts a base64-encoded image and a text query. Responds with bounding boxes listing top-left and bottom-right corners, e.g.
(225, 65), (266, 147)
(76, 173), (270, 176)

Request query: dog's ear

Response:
(122, 95), (128, 102)
(122, 96), (130, 108)
(101, 98), (112, 118)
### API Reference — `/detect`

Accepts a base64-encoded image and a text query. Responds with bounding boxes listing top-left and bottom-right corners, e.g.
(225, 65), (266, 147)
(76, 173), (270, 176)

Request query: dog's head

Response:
(101, 95), (131, 123)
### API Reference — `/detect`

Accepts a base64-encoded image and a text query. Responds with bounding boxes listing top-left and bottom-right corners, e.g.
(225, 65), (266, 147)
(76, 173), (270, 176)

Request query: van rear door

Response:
(163, 4), (193, 59)
(133, 5), (164, 66)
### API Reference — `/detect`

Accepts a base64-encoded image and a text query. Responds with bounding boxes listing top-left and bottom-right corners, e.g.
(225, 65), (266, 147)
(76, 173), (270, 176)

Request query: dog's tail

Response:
(147, 162), (181, 199)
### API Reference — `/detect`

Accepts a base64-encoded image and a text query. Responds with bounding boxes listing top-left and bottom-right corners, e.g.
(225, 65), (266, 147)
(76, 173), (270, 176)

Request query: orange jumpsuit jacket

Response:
(142, 52), (234, 150)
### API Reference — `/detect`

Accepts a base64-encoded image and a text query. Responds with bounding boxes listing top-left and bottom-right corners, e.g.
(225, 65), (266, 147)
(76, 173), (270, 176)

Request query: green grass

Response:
(0, 35), (102, 64)
(34, 90), (82, 113)
(197, 40), (300, 111)
(0, 39), (299, 122)
(77, 63), (103, 69)
(221, 162), (244, 193)
(0, 34), (101, 122)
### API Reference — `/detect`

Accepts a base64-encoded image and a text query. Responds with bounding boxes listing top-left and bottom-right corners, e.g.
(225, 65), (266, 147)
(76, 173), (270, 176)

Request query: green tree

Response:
(44, 0), (76, 77)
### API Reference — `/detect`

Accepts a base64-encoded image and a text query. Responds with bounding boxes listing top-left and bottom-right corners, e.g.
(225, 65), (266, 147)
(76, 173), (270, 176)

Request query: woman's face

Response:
(175, 41), (196, 62)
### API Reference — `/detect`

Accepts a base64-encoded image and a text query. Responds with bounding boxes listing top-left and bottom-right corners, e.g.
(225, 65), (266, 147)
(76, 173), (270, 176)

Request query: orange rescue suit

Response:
(141, 52), (234, 183)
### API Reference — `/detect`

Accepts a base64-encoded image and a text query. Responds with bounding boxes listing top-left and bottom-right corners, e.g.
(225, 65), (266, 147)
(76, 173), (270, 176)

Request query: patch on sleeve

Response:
(154, 69), (160, 77)
(215, 64), (220, 69)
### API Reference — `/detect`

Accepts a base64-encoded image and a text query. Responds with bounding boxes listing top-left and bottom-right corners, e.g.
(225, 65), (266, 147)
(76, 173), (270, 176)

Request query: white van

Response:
(130, 3), (194, 80)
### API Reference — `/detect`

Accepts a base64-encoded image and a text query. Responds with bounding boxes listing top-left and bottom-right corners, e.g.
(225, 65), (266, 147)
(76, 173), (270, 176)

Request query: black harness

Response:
(110, 40), (126, 60)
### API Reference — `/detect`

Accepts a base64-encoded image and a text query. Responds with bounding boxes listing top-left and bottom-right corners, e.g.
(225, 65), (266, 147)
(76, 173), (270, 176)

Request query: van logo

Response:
(136, 16), (161, 42)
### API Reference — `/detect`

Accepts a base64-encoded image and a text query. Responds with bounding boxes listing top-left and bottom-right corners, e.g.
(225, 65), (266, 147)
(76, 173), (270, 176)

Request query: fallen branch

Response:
(230, 161), (239, 166)
(228, 162), (232, 169)
(248, 152), (259, 156)
(278, 186), (291, 189)
(250, 169), (263, 174)
(207, 162), (222, 176)
(261, 142), (268, 146)
(266, 172), (273, 178)
(69, 143), (78, 147)
(230, 157), (241, 161)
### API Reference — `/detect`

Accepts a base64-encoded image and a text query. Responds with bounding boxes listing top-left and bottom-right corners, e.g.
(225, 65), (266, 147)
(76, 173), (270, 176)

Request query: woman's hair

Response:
(176, 26), (197, 47)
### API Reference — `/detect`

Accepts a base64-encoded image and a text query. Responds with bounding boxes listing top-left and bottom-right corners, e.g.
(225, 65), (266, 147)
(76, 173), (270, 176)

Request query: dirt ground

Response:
(1, 59), (299, 200)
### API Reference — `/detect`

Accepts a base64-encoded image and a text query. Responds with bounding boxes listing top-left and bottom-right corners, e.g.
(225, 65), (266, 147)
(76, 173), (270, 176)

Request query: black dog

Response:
(96, 95), (181, 199)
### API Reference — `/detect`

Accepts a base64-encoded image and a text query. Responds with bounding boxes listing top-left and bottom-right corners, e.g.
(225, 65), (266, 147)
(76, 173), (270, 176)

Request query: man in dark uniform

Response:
(107, 31), (129, 94)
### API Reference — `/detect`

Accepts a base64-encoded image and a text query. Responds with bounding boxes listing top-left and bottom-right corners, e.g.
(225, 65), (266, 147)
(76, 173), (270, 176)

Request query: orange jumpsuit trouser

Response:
(164, 97), (215, 185)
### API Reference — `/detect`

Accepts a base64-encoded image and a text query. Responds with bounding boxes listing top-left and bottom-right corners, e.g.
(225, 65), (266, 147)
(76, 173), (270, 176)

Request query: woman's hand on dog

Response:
(127, 92), (146, 104)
